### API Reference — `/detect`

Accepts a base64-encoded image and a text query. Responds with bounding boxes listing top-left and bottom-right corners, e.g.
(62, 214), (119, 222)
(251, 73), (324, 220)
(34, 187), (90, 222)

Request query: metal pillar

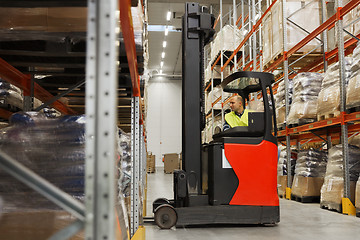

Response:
(85, 0), (118, 239)
(321, 0), (328, 71)
(131, 97), (141, 236)
(252, 0), (257, 70)
(220, 0), (224, 127)
(335, 0), (351, 201)
(233, 0), (238, 71)
(281, 0), (292, 196)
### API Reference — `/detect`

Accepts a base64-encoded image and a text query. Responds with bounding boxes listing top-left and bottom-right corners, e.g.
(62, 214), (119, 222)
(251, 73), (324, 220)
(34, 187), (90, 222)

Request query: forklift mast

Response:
(182, 2), (215, 196)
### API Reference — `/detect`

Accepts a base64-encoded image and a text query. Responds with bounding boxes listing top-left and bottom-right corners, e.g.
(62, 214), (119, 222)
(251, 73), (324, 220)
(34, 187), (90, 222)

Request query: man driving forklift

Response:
(223, 95), (249, 130)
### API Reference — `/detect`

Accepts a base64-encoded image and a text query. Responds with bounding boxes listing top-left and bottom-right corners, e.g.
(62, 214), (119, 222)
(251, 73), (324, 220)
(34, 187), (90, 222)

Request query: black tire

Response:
(154, 204), (177, 229)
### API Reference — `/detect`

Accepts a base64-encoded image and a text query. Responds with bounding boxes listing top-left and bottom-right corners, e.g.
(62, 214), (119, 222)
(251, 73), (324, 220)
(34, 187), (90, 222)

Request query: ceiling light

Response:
(163, 41), (167, 48)
(165, 27), (169, 36)
(160, 61), (164, 68)
(161, 52), (165, 58)
(167, 11), (171, 21)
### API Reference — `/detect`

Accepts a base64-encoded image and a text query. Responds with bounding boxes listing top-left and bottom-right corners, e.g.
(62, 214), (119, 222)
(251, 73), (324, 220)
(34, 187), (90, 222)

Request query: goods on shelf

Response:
(277, 145), (297, 197)
(317, 57), (353, 120)
(262, 0), (322, 67)
(291, 149), (327, 200)
(0, 112), (86, 210)
(320, 145), (360, 212)
(346, 42), (360, 109)
(205, 86), (231, 113)
(204, 64), (231, 84)
(274, 79), (293, 127)
(210, 24), (242, 63)
(0, 78), (23, 110)
(118, 128), (131, 198)
(287, 72), (323, 125)
(349, 133), (360, 148)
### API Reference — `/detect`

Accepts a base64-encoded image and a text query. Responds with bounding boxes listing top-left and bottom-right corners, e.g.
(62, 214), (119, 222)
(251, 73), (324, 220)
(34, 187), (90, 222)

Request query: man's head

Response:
(229, 95), (244, 114)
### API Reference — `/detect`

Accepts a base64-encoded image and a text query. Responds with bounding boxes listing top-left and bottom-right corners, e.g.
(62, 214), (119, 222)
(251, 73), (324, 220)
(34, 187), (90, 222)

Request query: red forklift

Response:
(152, 2), (279, 228)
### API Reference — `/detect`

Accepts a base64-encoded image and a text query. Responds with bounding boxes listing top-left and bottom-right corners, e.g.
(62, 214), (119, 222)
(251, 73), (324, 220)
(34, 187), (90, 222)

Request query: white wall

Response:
(146, 76), (182, 166)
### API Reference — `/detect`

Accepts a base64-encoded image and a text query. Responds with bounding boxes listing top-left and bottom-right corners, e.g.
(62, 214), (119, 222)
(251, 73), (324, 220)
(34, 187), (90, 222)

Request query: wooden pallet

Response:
(356, 208), (360, 218)
(288, 118), (316, 128)
(264, 51), (323, 71)
(317, 111), (341, 121)
(147, 167), (155, 174)
(291, 194), (320, 203)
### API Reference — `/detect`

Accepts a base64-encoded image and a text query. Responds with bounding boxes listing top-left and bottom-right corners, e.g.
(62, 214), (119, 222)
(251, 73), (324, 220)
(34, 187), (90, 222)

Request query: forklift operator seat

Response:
(213, 111), (264, 139)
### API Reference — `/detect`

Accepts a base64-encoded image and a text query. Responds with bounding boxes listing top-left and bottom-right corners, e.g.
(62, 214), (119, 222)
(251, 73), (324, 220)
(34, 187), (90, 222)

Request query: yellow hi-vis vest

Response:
(225, 109), (249, 127)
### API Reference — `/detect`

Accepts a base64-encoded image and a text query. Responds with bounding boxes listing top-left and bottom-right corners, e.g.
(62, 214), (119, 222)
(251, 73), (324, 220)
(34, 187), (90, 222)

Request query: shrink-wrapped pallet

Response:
(263, 0), (322, 67)
(356, 176), (360, 213)
(317, 57), (352, 120)
(204, 64), (231, 85)
(0, 79), (23, 110)
(320, 145), (360, 212)
(287, 72), (323, 124)
(291, 149), (327, 199)
(346, 42), (360, 109)
(210, 25), (242, 63)
(274, 79), (292, 126)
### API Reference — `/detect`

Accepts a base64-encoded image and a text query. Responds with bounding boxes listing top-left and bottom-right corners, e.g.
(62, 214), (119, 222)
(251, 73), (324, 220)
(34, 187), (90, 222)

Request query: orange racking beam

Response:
(0, 58), (75, 115)
(213, 13), (221, 29)
(120, 0), (140, 97)
(238, 14), (249, 29)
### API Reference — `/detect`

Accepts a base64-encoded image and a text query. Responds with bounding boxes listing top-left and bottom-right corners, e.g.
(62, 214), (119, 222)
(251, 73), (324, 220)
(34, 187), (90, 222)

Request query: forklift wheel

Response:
(154, 204), (177, 229)
(152, 198), (170, 213)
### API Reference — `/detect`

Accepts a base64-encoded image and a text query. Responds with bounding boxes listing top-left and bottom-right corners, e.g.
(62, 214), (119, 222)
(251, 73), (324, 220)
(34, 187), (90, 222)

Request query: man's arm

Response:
(223, 120), (230, 131)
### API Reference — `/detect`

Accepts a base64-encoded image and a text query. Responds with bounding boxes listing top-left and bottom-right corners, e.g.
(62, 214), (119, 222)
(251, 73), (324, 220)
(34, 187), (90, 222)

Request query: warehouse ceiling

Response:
(147, 0), (238, 77)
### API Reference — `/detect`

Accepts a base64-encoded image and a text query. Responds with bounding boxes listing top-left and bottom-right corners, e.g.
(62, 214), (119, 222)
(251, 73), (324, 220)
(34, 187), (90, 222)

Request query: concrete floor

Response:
(145, 167), (360, 240)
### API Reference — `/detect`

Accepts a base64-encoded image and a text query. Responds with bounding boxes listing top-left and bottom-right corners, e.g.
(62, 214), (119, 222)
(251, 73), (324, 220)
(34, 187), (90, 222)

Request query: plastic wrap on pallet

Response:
(356, 176), (360, 209)
(317, 57), (353, 119)
(210, 25), (242, 63)
(320, 144), (360, 210)
(288, 72), (323, 124)
(294, 149), (327, 178)
(277, 146), (297, 176)
(0, 112), (86, 210)
(349, 133), (360, 148)
(346, 42), (360, 109)
(117, 128), (131, 198)
(263, 0), (321, 67)
(274, 79), (293, 126)
(0, 79), (23, 110)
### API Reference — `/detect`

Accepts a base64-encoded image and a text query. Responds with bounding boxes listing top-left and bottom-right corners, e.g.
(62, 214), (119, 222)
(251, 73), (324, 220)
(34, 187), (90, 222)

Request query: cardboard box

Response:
(163, 153), (180, 174)
(0, 210), (83, 240)
(321, 178), (356, 208)
(277, 175), (287, 197)
(291, 176), (324, 197)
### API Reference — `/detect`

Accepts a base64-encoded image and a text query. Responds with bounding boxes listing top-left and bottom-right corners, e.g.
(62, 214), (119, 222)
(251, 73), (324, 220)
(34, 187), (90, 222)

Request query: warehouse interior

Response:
(0, 0), (360, 239)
